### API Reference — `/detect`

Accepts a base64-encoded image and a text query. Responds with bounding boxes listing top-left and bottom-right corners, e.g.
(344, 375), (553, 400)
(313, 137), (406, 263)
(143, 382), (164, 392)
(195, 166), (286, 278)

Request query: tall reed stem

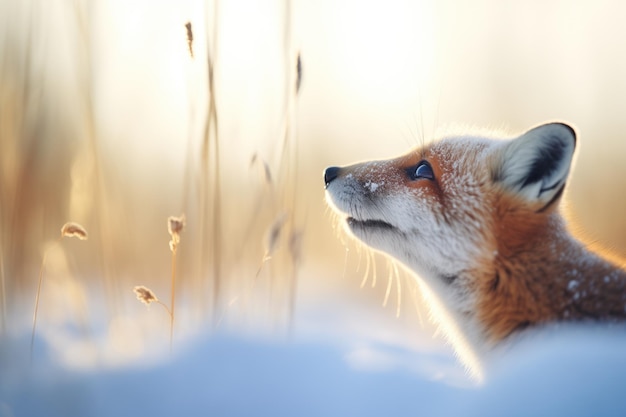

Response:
(30, 247), (50, 362)
(170, 247), (177, 353)
(167, 215), (184, 351)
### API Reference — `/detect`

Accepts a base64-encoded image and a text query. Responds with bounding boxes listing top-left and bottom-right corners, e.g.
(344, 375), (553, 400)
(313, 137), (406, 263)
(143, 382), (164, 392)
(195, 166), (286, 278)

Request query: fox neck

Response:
(481, 216), (626, 342)
(402, 214), (626, 371)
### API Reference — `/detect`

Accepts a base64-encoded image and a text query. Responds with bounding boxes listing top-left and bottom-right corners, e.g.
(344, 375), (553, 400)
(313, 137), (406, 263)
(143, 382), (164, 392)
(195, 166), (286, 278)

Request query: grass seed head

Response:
(133, 285), (159, 305)
(168, 215), (185, 251)
(185, 21), (194, 58)
(265, 211), (288, 257)
(60, 222), (88, 240)
(250, 153), (273, 185)
(296, 52), (302, 94)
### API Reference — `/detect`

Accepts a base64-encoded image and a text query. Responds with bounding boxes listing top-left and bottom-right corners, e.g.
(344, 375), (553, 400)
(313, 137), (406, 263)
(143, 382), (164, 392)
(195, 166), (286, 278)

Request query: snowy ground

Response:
(2, 267), (626, 417)
(2, 324), (626, 417)
(0, 332), (456, 417)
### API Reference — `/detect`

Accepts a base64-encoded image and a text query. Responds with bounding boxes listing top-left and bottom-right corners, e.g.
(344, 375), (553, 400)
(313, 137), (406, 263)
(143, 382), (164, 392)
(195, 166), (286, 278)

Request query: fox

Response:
(323, 122), (626, 378)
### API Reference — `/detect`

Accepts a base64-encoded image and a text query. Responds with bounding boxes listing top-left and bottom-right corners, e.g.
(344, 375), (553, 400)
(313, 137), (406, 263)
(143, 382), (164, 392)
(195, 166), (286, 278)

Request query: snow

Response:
(364, 180), (383, 193)
(2, 326), (626, 417)
(1, 332), (460, 417)
(472, 326), (626, 417)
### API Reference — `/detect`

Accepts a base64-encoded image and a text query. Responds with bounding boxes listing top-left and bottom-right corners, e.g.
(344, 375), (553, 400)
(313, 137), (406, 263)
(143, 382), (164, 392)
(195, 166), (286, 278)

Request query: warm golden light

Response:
(2, 0), (626, 390)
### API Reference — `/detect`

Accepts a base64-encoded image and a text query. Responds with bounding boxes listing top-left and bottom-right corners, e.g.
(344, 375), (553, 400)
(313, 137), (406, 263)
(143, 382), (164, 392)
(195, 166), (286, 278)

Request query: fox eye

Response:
(412, 161), (434, 180)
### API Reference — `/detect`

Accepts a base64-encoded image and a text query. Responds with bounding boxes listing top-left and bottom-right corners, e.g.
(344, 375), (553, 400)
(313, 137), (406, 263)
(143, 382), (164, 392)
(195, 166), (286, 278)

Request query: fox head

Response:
(324, 122), (577, 353)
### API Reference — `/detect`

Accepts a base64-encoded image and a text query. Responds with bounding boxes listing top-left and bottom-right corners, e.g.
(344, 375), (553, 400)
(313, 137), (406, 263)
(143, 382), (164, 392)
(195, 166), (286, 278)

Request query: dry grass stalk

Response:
(197, 1), (222, 324)
(131, 214), (184, 351)
(287, 229), (303, 332)
(255, 212), (288, 280)
(208, 60), (222, 324)
(280, 0), (306, 332)
(265, 211), (288, 260)
(31, 222), (88, 362)
(256, 211), (288, 280)
(71, 0), (117, 305)
(167, 214), (184, 351)
(179, 3), (220, 325)
(247, 0), (304, 331)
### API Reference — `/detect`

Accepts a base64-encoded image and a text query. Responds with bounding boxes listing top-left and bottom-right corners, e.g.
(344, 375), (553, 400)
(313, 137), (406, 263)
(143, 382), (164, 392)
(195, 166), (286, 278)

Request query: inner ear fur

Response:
(492, 122), (576, 209)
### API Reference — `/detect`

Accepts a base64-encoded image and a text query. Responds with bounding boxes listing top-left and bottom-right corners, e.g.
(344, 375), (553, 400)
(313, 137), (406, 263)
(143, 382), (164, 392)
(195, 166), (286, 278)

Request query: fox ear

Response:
(493, 123), (576, 209)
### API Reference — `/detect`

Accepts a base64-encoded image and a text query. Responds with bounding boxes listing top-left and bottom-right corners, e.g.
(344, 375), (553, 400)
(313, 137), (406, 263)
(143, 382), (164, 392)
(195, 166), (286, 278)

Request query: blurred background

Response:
(2, 0), (626, 411)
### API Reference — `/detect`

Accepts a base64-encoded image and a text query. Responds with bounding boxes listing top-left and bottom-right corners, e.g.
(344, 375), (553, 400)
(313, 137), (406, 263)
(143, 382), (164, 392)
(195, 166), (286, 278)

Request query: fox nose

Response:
(324, 166), (341, 188)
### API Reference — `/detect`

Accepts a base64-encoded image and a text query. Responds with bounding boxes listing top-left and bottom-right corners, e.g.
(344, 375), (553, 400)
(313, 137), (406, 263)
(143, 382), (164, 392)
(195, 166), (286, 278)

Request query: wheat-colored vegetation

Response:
(2, 0), (308, 361)
(132, 215), (184, 352)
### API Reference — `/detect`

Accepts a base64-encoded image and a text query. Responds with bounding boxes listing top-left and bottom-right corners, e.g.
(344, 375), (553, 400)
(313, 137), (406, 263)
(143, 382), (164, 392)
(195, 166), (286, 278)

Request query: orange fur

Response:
(478, 194), (626, 342)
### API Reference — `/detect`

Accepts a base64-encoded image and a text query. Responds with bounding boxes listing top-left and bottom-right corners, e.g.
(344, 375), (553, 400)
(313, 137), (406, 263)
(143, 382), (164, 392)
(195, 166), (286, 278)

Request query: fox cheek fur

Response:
(324, 139), (494, 286)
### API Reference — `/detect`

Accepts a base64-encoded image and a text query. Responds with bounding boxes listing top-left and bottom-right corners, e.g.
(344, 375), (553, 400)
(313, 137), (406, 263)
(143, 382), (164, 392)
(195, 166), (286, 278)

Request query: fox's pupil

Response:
(415, 162), (434, 180)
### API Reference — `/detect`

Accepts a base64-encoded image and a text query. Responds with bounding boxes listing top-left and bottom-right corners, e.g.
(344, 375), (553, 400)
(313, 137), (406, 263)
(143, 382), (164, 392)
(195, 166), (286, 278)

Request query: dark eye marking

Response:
(407, 160), (435, 181)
